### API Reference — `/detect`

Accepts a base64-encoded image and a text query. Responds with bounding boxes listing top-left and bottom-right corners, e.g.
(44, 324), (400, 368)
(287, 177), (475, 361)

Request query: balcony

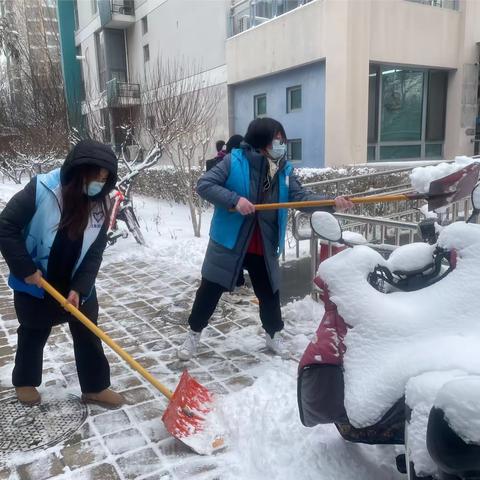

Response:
(99, 0), (135, 29)
(106, 79), (141, 108)
(405, 0), (458, 10)
(230, 0), (313, 36)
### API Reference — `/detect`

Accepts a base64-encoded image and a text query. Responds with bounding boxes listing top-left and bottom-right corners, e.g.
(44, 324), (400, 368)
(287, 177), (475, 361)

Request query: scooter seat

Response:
(427, 407), (480, 475)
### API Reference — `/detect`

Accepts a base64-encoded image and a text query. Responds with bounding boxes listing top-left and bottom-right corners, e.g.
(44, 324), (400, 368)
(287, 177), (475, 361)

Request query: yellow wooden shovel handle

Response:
(40, 278), (174, 400)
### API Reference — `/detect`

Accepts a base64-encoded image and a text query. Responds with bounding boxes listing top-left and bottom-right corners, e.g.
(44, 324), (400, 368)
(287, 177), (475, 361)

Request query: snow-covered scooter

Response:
(297, 185), (480, 480)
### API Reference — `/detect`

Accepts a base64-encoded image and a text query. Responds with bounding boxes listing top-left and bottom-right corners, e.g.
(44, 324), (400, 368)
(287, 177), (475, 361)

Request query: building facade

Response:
(61, 0), (230, 157)
(58, 0), (480, 168)
(227, 0), (480, 167)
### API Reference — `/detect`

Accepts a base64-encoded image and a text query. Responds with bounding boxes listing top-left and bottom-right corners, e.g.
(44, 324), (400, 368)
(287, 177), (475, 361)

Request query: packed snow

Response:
(318, 222), (480, 428)
(434, 376), (480, 444)
(387, 242), (435, 273)
(410, 155), (476, 193)
(310, 211), (342, 242)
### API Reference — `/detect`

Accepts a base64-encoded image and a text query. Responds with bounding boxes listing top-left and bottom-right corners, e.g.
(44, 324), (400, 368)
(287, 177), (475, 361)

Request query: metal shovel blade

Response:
(162, 370), (224, 455)
(427, 162), (480, 210)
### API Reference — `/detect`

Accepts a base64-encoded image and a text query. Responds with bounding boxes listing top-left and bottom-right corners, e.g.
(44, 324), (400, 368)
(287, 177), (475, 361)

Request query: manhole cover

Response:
(0, 394), (87, 461)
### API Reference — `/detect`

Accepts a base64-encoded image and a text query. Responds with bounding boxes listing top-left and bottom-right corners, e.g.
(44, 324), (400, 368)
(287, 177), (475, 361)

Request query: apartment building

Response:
(1, 0), (61, 112)
(228, 0), (480, 167)
(58, 0), (480, 167)
(58, 0), (229, 154)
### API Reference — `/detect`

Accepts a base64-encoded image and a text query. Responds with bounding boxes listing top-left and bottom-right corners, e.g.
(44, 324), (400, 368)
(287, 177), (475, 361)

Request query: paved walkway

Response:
(0, 249), (296, 480)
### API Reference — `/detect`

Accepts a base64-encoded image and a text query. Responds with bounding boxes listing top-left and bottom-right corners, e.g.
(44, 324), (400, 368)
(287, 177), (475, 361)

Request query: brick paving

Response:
(0, 252), (289, 480)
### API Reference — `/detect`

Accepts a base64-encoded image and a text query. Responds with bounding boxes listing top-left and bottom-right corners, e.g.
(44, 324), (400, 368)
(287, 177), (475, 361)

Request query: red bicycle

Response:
(107, 132), (161, 247)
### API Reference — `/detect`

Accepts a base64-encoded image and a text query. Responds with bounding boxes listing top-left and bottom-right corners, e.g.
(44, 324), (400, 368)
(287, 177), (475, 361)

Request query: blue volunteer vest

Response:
(209, 148), (293, 255)
(8, 168), (105, 299)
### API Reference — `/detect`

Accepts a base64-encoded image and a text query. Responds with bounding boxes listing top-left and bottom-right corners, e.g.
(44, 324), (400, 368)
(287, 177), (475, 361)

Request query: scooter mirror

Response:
(471, 183), (480, 211)
(310, 211), (342, 243)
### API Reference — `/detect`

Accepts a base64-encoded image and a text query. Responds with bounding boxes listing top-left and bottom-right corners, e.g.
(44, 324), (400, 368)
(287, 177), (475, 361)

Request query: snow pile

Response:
(405, 370), (467, 476)
(342, 231), (367, 245)
(387, 242), (435, 273)
(318, 222), (480, 428)
(434, 376), (480, 444)
(410, 156), (476, 193)
(211, 366), (401, 480)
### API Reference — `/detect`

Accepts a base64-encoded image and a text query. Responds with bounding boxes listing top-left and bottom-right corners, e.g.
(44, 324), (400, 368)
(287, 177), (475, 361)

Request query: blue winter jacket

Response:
(197, 144), (332, 292)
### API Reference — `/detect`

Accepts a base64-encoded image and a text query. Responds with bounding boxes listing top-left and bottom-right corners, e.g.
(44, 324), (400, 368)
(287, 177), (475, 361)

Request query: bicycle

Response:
(107, 130), (162, 247)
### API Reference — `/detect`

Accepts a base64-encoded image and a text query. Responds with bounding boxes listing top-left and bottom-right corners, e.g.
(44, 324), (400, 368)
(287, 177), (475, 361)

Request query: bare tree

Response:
(1, 0), (68, 160)
(138, 58), (222, 237)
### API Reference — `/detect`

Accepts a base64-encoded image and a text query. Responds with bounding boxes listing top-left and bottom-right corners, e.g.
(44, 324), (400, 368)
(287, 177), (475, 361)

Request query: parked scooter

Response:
(297, 186), (480, 480)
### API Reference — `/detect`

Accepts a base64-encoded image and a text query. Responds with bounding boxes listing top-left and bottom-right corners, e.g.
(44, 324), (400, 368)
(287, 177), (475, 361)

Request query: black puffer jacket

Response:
(0, 140), (118, 326)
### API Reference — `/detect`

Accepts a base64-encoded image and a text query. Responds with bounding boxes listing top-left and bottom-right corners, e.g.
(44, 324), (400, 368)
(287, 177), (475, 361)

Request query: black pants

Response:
(12, 320), (111, 394)
(189, 253), (283, 337)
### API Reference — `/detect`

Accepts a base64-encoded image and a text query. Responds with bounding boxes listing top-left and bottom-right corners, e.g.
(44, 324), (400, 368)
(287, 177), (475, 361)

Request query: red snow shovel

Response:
(40, 278), (224, 455)
(245, 162), (480, 212)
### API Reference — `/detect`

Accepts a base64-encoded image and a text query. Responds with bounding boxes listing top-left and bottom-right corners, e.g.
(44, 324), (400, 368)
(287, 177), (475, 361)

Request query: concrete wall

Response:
(231, 62), (325, 167)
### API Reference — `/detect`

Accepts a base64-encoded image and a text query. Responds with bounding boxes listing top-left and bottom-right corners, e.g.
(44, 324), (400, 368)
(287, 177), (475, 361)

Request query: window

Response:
(141, 16), (148, 35)
(287, 139), (302, 162)
(95, 31), (107, 89)
(91, 0), (97, 14)
(287, 85), (302, 112)
(143, 44), (150, 63)
(367, 64), (448, 161)
(73, 0), (79, 29)
(147, 116), (155, 130)
(254, 94), (267, 118)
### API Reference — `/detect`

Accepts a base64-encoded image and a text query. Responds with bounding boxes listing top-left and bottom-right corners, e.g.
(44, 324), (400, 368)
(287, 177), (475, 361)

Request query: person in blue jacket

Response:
(178, 118), (352, 360)
(0, 139), (124, 408)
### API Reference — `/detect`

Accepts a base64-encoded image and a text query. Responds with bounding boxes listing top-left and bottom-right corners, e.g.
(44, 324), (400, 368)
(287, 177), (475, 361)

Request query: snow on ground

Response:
(0, 179), (403, 480)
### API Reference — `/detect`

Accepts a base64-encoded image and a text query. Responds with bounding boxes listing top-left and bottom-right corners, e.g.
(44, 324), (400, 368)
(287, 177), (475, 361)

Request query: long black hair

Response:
(244, 118), (287, 150)
(58, 165), (109, 240)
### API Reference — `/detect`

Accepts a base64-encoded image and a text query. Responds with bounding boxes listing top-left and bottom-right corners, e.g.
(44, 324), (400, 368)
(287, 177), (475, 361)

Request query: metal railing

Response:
(230, 0), (313, 36)
(405, 0), (458, 10)
(111, 0), (134, 15)
(106, 79), (141, 108)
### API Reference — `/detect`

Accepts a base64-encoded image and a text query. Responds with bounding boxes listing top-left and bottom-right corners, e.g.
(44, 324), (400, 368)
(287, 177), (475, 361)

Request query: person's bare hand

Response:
(334, 196), (354, 212)
(235, 197), (255, 215)
(24, 270), (42, 288)
(67, 290), (80, 309)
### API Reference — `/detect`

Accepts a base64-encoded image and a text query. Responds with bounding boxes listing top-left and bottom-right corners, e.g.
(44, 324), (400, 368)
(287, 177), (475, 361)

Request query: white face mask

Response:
(267, 139), (287, 161)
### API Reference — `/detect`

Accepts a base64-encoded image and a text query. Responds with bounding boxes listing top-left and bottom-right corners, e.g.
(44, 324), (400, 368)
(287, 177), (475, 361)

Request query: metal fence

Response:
(111, 0), (134, 15)
(405, 0), (459, 10)
(230, 0), (313, 36)
(106, 79), (141, 108)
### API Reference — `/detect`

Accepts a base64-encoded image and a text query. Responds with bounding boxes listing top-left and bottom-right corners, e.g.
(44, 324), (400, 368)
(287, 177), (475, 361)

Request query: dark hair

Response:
(225, 134), (243, 153)
(215, 140), (226, 152)
(244, 118), (287, 150)
(58, 165), (108, 240)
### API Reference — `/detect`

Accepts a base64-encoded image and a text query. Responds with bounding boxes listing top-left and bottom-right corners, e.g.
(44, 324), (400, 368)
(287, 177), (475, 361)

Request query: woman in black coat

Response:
(0, 139), (124, 408)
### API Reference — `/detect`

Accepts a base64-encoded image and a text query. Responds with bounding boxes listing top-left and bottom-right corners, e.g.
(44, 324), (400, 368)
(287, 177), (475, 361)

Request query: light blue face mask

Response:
(85, 181), (106, 197)
(267, 139), (287, 161)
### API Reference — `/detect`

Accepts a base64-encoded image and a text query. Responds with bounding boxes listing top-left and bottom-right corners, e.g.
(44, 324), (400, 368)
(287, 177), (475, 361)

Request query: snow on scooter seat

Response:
(410, 156), (476, 193)
(434, 376), (480, 444)
(317, 222), (480, 428)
